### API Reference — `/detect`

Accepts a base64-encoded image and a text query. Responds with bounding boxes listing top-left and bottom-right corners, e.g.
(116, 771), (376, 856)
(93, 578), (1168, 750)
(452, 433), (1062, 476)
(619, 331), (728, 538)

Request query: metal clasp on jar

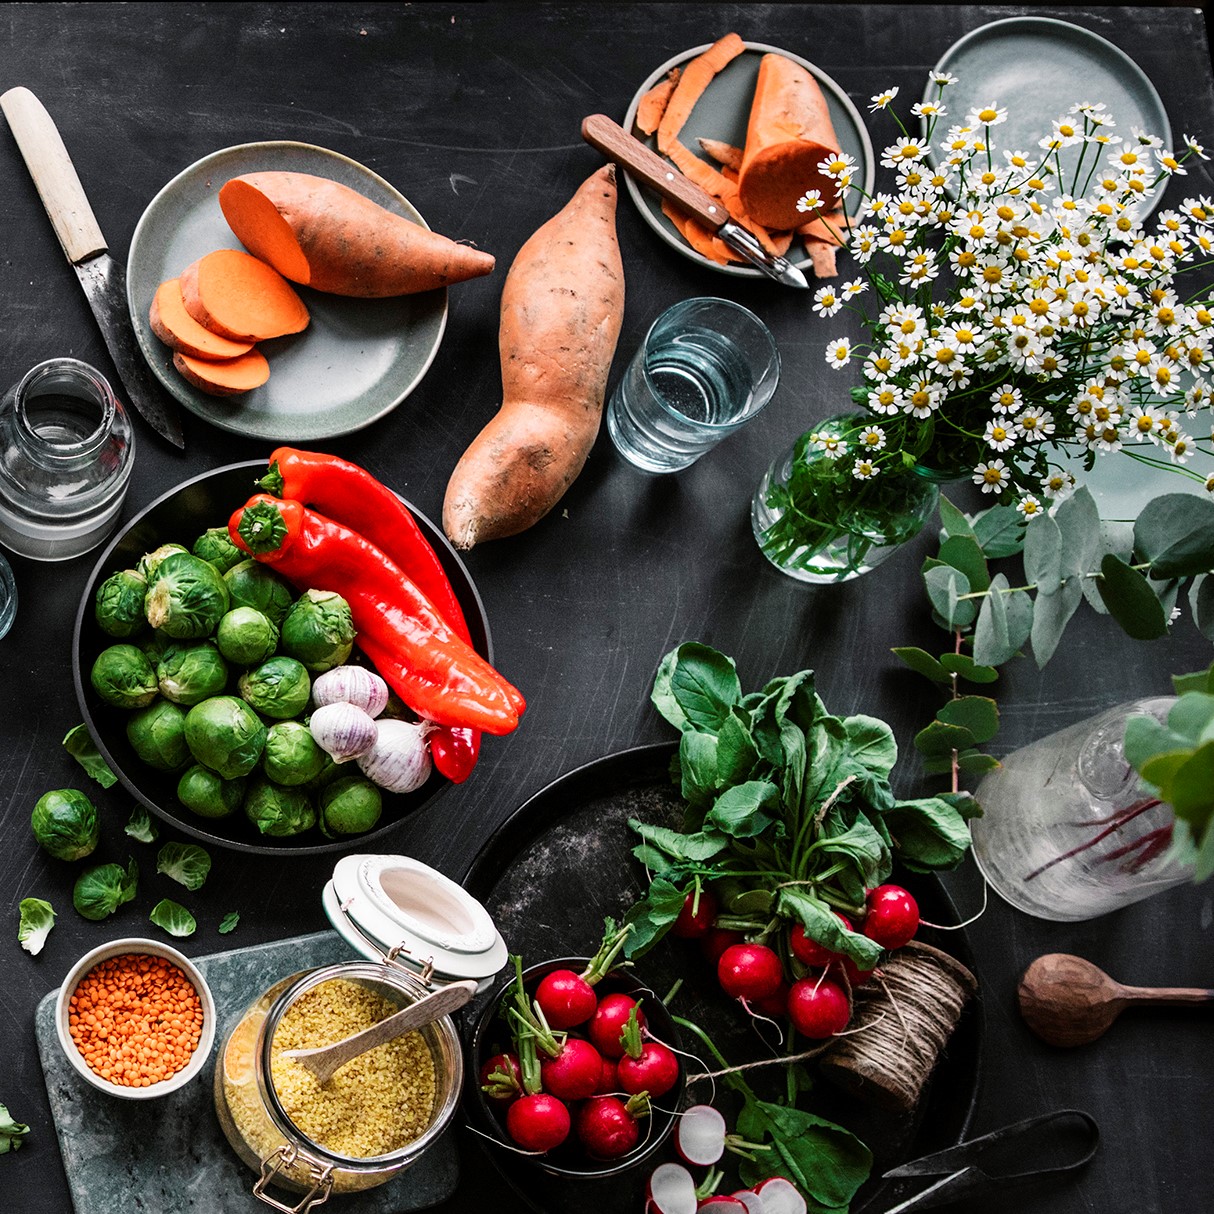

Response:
(252, 1144), (335, 1212)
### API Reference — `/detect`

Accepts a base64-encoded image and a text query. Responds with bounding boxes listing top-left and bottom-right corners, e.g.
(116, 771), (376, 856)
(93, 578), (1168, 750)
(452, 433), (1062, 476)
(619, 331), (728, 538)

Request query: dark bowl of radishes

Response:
(467, 952), (686, 1178)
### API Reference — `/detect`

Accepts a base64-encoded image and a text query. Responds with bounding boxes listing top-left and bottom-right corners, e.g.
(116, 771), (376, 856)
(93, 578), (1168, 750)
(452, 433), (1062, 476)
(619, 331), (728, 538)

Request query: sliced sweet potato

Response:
(173, 348), (270, 397)
(149, 278), (254, 360)
(179, 249), (310, 342)
(636, 68), (681, 136)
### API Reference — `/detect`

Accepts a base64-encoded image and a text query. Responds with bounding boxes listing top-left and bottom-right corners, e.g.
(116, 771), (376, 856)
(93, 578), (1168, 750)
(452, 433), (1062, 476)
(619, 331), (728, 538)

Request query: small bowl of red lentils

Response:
(55, 938), (216, 1099)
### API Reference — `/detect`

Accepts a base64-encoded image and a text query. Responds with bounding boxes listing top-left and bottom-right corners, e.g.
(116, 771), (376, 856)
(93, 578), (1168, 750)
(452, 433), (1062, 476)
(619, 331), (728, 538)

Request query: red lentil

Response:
(68, 953), (204, 1087)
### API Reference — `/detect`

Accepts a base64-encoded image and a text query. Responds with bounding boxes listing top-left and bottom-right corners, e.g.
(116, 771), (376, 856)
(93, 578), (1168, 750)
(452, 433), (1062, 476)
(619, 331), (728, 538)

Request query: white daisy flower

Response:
(859, 427), (887, 450)
(983, 420), (1017, 452)
(797, 190), (824, 214)
(968, 102), (1008, 127)
(973, 459), (1010, 494)
(1040, 470), (1076, 500)
(825, 338), (853, 368)
(852, 460), (880, 480)
(1016, 495), (1045, 519)
(812, 285), (843, 318)
(869, 87), (899, 112)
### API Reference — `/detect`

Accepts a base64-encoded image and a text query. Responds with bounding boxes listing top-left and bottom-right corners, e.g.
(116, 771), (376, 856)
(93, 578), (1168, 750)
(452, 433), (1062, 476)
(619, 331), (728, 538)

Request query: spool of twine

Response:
(818, 940), (977, 1113)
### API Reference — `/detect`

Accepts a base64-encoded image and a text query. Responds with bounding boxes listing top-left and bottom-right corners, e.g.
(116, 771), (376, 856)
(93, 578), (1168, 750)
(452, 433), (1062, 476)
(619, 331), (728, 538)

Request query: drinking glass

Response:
(607, 297), (780, 473)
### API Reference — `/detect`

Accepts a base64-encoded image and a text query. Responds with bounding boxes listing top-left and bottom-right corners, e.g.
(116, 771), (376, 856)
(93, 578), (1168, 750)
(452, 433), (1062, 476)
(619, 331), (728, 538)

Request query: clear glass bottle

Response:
(0, 358), (135, 561)
(970, 697), (1191, 921)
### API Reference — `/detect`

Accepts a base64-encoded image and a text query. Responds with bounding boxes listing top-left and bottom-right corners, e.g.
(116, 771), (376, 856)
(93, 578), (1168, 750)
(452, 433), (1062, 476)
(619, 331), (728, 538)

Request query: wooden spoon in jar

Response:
(280, 980), (477, 1084)
(1018, 953), (1214, 1047)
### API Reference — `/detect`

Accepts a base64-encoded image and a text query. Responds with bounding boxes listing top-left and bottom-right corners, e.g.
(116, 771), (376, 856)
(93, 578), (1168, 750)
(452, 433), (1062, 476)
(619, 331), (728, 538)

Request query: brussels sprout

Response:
(126, 700), (190, 772)
(90, 644), (158, 709)
(320, 775), (383, 835)
(73, 858), (138, 921)
(136, 543), (188, 581)
(139, 629), (174, 663)
(177, 764), (245, 819)
(239, 656), (311, 720)
(94, 569), (149, 638)
(184, 695), (267, 779)
(280, 590), (355, 673)
(216, 607), (279, 667)
(145, 552), (230, 639)
(192, 526), (245, 575)
(31, 789), (100, 860)
(156, 640), (229, 705)
(244, 778), (316, 837)
(224, 560), (295, 628)
(263, 721), (327, 786)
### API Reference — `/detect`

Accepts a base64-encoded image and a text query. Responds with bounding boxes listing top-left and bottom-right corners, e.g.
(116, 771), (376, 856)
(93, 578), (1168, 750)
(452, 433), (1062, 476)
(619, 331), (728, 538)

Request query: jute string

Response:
(818, 940), (977, 1113)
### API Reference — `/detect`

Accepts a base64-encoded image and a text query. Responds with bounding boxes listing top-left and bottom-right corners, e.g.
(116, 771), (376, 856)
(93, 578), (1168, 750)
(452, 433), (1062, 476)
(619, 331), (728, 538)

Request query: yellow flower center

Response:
(983, 467), (1003, 483)
(983, 265), (1003, 283)
(978, 107), (999, 123)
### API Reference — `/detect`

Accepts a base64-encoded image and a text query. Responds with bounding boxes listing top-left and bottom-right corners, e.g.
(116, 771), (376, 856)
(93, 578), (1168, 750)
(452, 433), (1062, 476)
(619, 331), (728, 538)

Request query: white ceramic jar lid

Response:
(324, 854), (507, 991)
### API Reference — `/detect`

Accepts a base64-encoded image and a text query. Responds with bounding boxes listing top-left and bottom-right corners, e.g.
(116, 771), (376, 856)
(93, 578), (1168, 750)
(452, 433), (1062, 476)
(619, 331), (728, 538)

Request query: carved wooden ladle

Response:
(1018, 953), (1214, 1047)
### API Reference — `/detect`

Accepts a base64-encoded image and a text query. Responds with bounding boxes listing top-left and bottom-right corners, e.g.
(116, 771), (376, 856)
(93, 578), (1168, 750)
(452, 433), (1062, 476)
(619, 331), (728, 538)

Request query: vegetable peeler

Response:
(879, 1109), (1100, 1212)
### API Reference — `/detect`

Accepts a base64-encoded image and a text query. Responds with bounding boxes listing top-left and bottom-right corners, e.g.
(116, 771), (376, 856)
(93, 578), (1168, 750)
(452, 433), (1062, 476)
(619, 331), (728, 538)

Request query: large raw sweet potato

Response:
(219, 171), (495, 297)
(442, 165), (624, 550)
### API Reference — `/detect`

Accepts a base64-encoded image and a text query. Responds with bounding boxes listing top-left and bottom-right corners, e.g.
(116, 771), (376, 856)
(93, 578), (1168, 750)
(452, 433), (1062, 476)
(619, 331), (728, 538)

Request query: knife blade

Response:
(581, 112), (811, 289)
(0, 86), (185, 448)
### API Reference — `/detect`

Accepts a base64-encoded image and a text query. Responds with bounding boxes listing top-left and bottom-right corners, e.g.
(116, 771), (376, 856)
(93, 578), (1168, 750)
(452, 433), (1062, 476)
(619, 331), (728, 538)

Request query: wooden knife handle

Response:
(1, 86), (106, 264)
(581, 112), (727, 230)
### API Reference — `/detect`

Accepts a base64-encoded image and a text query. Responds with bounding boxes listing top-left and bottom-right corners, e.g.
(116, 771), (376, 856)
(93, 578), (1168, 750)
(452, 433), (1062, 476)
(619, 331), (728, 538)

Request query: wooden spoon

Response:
(280, 979), (477, 1084)
(1018, 953), (1214, 1047)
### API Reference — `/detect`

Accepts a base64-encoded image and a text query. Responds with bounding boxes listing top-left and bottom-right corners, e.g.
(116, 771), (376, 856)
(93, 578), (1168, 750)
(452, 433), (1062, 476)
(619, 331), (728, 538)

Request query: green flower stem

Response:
(672, 1015), (758, 1103)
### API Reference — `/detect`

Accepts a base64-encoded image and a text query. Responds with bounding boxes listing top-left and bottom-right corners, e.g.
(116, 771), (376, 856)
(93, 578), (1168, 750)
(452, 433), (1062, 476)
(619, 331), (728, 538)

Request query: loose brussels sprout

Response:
(280, 590), (355, 673)
(192, 526), (245, 575)
(238, 656), (311, 720)
(136, 543), (188, 581)
(73, 858), (138, 921)
(320, 775), (383, 835)
(184, 695), (267, 779)
(216, 607), (279, 667)
(177, 764), (245, 819)
(125, 700), (190, 772)
(144, 552), (230, 639)
(94, 569), (149, 638)
(244, 778), (316, 837)
(262, 721), (327, 786)
(156, 640), (229, 705)
(91, 644), (158, 709)
(31, 788), (100, 860)
(224, 560), (295, 628)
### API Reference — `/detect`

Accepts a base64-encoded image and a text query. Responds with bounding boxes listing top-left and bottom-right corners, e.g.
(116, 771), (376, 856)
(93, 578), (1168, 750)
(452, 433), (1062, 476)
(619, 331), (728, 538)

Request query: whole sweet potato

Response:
(442, 165), (625, 550)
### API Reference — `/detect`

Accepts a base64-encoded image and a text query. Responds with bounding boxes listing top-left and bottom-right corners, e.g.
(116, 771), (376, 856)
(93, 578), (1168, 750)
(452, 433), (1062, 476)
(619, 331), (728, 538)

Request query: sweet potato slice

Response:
(738, 53), (843, 231)
(149, 278), (254, 360)
(173, 348), (270, 397)
(636, 68), (681, 136)
(698, 138), (743, 172)
(179, 249), (310, 342)
(219, 171), (496, 296)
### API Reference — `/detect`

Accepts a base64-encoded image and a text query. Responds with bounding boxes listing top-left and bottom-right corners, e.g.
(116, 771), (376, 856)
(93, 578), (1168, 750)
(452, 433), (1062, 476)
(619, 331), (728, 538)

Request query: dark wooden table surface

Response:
(2, 4), (1213, 1212)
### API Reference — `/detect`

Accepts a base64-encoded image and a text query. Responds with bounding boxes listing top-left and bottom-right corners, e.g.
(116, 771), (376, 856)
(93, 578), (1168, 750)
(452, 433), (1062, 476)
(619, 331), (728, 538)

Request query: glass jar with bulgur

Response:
(214, 960), (462, 1208)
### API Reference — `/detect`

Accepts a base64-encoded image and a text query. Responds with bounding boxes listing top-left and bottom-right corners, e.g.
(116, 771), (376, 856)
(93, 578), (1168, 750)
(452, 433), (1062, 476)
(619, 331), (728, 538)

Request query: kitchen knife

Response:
(0, 86), (185, 449)
(581, 112), (811, 289)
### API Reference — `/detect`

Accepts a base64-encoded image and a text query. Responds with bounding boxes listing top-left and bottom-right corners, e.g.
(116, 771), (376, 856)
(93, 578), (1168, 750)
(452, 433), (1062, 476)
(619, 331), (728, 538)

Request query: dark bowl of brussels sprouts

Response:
(71, 461), (494, 855)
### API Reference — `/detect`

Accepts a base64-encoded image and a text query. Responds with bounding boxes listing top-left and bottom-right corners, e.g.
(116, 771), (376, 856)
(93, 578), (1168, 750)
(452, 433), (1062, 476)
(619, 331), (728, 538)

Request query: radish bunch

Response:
(647, 1107), (809, 1214)
(480, 925), (682, 1165)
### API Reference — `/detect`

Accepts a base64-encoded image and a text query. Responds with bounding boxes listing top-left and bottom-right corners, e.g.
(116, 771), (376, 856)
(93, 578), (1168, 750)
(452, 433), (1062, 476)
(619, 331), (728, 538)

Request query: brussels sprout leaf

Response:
(0, 1104), (29, 1153)
(149, 899), (196, 938)
(125, 806), (158, 843)
(156, 842), (211, 891)
(17, 898), (55, 956)
(62, 725), (117, 789)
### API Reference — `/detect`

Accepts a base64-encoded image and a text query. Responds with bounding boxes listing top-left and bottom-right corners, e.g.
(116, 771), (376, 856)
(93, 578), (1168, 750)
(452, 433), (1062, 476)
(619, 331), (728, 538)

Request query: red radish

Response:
(505, 1092), (571, 1151)
(589, 993), (644, 1059)
(595, 1055), (619, 1094)
(701, 927), (744, 965)
(479, 1052), (522, 1102)
(618, 1039), (680, 1098)
(672, 887), (719, 938)
(647, 1162), (697, 1214)
(753, 1177), (808, 1214)
(789, 912), (853, 966)
(698, 1200), (747, 1211)
(718, 942), (784, 1001)
(539, 1036), (604, 1101)
(835, 955), (876, 987)
(576, 1095), (641, 1158)
(534, 968), (598, 1029)
(863, 884), (920, 949)
(674, 1103), (726, 1166)
(787, 976), (851, 1038)
(729, 1192), (766, 1214)
(750, 979), (790, 1020)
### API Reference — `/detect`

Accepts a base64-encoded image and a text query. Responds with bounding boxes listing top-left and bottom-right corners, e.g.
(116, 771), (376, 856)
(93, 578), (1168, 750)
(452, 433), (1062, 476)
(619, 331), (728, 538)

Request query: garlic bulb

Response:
(309, 701), (378, 763)
(311, 665), (390, 718)
(356, 719), (432, 793)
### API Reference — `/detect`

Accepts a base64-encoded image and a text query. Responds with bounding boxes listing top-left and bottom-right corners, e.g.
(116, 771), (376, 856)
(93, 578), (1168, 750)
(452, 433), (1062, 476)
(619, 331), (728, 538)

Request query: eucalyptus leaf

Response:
(937, 495), (977, 540)
(914, 719), (976, 756)
(1023, 512), (1063, 594)
(938, 653), (999, 684)
(1134, 493), (1214, 578)
(973, 575), (1014, 667)
(939, 534), (991, 593)
(936, 696), (999, 744)
(923, 564), (976, 630)
(1172, 662), (1214, 696)
(971, 502), (1026, 558)
(1054, 485), (1101, 580)
(957, 750), (1001, 775)
(1167, 742), (1214, 826)
(1167, 692), (1214, 744)
(1123, 713), (1191, 772)
(1031, 577), (1085, 667)
(1096, 555), (1168, 640)
(892, 646), (950, 683)
(1082, 520), (1136, 615)
(1190, 575), (1214, 642)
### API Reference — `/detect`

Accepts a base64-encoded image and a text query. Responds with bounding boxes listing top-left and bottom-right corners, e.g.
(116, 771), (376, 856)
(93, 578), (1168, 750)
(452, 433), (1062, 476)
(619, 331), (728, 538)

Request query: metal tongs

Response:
(879, 1109), (1100, 1212)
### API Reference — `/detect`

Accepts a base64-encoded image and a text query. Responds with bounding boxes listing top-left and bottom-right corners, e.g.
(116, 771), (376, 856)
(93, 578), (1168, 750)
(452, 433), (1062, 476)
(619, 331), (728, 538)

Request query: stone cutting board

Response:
(35, 930), (459, 1213)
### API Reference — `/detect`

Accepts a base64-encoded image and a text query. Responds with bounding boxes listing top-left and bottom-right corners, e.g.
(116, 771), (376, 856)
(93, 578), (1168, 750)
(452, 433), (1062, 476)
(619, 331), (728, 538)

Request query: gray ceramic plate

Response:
(927, 17), (1171, 216)
(622, 42), (875, 280)
(126, 141), (448, 442)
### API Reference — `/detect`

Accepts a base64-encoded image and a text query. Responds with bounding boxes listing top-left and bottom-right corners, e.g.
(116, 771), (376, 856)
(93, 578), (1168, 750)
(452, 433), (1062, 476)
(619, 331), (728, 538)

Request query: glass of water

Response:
(607, 298), (780, 473)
